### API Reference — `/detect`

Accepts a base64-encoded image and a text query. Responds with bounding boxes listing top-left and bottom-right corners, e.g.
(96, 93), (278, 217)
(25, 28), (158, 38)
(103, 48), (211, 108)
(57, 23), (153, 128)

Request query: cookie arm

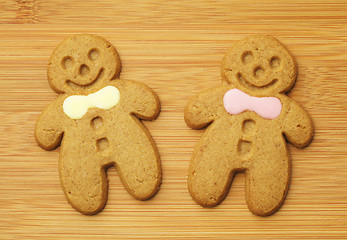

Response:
(184, 86), (227, 129)
(115, 80), (160, 121)
(35, 99), (65, 151)
(282, 98), (314, 148)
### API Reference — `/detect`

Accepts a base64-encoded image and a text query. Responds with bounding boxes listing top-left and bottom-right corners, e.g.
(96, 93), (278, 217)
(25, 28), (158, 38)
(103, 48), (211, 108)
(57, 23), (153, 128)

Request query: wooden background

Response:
(1, 0), (347, 239)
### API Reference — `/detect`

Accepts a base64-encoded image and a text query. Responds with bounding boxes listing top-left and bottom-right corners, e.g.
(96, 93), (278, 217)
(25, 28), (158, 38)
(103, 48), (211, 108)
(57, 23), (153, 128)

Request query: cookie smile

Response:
(66, 68), (104, 89)
(237, 72), (278, 90)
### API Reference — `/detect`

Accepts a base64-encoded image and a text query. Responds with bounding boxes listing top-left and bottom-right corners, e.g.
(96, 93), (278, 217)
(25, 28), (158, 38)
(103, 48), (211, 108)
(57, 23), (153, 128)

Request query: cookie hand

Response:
(282, 99), (314, 148)
(114, 79), (160, 121)
(184, 85), (228, 129)
(35, 98), (65, 150)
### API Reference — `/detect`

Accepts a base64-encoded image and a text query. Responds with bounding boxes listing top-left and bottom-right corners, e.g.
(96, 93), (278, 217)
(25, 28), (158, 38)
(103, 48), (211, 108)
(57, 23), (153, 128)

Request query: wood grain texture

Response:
(0, 0), (347, 239)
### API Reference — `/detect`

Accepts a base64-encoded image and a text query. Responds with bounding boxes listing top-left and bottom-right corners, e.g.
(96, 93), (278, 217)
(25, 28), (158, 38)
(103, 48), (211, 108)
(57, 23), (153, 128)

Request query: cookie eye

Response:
(61, 56), (74, 70)
(241, 51), (253, 64)
(88, 48), (100, 61)
(270, 56), (281, 69)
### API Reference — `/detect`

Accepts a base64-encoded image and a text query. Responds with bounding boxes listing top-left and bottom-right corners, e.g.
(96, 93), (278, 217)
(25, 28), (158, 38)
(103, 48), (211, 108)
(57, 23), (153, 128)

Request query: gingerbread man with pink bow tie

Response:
(35, 34), (161, 215)
(184, 35), (314, 216)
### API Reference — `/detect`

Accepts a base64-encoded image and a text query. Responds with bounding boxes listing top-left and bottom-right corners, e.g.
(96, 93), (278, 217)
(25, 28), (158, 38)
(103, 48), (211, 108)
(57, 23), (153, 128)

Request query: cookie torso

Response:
(57, 80), (160, 214)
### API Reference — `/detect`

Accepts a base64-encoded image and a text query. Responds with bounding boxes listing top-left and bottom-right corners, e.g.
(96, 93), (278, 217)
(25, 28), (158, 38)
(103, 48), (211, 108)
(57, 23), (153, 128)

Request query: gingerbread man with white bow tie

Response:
(184, 35), (314, 216)
(35, 34), (161, 215)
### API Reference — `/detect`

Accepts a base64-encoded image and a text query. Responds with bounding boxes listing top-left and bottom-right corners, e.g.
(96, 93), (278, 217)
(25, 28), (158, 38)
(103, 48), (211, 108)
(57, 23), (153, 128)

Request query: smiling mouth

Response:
(236, 72), (277, 90)
(66, 68), (104, 89)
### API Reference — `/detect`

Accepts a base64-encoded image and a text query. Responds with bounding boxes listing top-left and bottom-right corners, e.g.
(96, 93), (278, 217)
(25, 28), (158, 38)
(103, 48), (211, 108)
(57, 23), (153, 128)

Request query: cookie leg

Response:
(112, 118), (161, 200)
(245, 143), (290, 216)
(59, 151), (108, 215)
(188, 120), (240, 207)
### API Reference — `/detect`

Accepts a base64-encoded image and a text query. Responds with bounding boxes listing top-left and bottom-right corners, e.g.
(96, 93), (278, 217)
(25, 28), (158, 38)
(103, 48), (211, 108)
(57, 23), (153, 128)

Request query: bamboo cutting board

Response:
(1, 0), (347, 239)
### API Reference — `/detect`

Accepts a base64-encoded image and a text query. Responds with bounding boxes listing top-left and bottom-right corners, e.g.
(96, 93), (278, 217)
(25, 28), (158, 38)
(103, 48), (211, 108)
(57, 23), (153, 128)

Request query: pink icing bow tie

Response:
(223, 89), (282, 119)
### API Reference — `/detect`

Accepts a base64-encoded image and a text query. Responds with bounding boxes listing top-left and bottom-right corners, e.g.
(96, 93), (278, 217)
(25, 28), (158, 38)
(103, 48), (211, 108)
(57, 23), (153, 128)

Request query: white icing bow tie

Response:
(63, 86), (120, 119)
(223, 88), (282, 119)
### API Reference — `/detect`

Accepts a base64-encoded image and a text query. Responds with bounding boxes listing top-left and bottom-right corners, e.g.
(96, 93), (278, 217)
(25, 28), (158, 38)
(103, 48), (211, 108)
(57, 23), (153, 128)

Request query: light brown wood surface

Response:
(1, 0), (347, 239)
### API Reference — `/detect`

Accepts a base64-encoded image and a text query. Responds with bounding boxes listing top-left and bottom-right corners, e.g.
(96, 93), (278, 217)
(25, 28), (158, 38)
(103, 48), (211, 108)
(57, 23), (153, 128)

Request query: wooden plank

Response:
(1, 1), (347, 239)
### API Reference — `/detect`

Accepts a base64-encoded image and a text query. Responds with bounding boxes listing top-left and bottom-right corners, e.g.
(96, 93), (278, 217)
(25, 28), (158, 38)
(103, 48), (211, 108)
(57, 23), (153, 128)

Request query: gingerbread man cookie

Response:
(185, 35), (314, 216)
(35, 34), (161, 215)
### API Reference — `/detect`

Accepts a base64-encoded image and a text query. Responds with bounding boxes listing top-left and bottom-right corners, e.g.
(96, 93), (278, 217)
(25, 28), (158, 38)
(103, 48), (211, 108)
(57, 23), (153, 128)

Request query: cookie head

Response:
(222, 35), (297, 95)
(48, 34), (121, 94)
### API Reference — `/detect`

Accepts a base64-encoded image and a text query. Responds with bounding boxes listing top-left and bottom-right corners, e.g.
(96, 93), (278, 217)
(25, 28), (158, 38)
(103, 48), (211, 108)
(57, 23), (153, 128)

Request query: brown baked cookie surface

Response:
(35, 34), (161, 215)
(184, 35), (314, 216)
